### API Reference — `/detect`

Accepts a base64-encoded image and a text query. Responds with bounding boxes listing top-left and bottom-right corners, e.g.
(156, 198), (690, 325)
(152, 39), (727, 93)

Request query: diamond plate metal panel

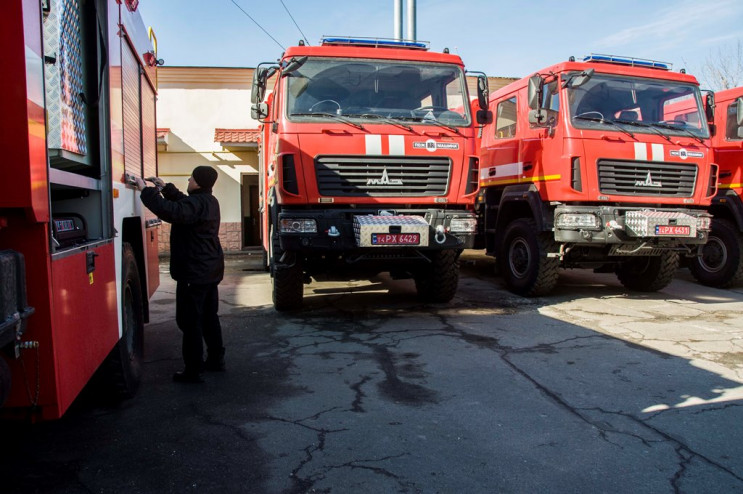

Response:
(44, 0), (87, 156)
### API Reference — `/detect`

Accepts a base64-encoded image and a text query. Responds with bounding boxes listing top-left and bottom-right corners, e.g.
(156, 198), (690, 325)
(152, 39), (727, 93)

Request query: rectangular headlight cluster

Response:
(555, 213), (600, 230)
(697, 215), (711, 231)
(449, 217), (477, 233)
(280, 218), (317, 233)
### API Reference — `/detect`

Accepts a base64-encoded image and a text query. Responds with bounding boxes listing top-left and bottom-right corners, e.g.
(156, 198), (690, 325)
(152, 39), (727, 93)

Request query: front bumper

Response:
(277, 209), (476, 252)
(553, 205), (711, 248)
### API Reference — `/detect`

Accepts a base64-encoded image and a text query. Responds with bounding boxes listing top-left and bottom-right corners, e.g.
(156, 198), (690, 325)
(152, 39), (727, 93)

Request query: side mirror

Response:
(703, 91), (715, 122)
(477, 75), (489, 110)
(251, 103), (269, 122)
(476, 109), (492, 125)
(571, 68), (594, 89)
(251, 69), (265, 104)
(251, 65), (279, 104)
(282, 56), (308, 76)
(527, 75), (543, 110)
(528, 108), (545, 124)
(736, 97), (743, 126)
(529, 108), (557, 127)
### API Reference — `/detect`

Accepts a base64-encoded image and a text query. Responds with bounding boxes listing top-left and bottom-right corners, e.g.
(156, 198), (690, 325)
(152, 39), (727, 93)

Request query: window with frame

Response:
(495, 97), (517, 139)
(726, 102), (743, 140)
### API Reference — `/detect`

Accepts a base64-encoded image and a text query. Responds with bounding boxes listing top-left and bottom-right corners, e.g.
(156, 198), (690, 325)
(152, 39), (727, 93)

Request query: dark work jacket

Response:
(141, 184), (224, 284)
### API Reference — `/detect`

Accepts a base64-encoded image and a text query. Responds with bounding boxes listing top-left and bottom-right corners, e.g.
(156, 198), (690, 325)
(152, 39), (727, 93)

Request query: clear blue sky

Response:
(138, 0), (742, 87)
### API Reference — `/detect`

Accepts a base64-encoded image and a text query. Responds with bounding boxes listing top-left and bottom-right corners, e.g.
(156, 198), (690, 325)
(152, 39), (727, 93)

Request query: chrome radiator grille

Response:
(315, 156), (451, 197)
(597, 160), (697, 197)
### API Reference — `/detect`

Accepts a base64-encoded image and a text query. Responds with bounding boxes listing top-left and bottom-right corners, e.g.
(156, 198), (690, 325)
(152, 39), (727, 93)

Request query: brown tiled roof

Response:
(156, 128), (170, 139)
(214, 128), (261, 144)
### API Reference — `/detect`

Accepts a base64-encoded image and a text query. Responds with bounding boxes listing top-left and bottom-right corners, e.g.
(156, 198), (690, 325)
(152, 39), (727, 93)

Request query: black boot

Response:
(204, 348), (225, 372)
(173, 369), (204, 383)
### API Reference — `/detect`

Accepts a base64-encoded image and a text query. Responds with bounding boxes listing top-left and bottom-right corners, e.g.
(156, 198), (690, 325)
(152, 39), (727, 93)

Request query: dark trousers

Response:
(175, 281), (223, 373)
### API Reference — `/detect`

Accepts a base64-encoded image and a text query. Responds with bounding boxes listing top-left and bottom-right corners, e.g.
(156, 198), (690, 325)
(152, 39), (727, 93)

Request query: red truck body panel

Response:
(0, 0), (159, 420)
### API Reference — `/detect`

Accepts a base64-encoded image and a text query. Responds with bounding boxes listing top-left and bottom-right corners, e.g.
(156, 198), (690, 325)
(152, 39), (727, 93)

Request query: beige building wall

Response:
(156, 67), (261, 252)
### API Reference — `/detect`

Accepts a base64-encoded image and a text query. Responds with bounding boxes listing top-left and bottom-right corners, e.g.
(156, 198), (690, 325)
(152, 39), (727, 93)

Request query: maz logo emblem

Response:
(635, 172), (662, 188)
(367, 168), (403, 186)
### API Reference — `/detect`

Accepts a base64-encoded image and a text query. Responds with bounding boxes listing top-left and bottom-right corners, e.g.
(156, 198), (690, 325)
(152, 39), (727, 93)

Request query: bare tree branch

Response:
(701, 39), (743, 91)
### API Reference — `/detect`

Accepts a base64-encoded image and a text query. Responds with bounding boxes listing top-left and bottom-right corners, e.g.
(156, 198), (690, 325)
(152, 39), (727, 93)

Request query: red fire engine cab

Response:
(251, 37), (480, 311)
(476, 54), (718, 296)
(0, 0), (159, 420)
(688, 87), (743, 287)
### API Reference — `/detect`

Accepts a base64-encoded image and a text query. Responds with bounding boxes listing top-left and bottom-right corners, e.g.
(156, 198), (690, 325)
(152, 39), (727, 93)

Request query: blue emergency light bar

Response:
(583, 53), (671, 71)
(321, 36), (429, 50)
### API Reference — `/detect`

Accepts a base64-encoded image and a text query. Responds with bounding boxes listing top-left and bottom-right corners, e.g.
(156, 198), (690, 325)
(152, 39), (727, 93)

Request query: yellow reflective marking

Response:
(479, 174), (562, 187)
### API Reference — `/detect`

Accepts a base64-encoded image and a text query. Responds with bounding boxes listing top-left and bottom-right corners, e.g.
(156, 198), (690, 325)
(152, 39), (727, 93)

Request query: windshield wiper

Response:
(344, 113), (415, 132)
(290, 112), (365, 130)
(573, 115), (635, 139)
(399, 115), (460, 134)
(614, 119), (672, 142)
(652, 122), (705, 144)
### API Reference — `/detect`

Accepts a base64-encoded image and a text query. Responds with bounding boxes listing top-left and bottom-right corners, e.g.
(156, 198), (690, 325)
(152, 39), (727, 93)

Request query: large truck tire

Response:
(500, 218), (559, 297)
(689, 218), (743, 288)
(415, 249), (460, 303)
(273, 261), (304, 311)
(616, 251), (679, 292)
(101, 243), (144, 399)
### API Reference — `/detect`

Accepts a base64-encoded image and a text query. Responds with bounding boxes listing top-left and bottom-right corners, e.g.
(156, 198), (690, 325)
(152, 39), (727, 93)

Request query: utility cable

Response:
(280, 0), (310, 46)
(230, 0), (285, 51)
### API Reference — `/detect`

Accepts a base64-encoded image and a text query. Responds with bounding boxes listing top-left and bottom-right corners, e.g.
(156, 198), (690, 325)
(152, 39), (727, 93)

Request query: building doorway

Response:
(241, 175), (261, 247)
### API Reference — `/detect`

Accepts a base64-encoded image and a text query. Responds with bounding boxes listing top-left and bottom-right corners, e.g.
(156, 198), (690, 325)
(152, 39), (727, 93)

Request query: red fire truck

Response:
(687, 86), (743, 287)
(0, 0), (159, 420)
(251, 37), (480, 311)
(475, 54), (718, 296)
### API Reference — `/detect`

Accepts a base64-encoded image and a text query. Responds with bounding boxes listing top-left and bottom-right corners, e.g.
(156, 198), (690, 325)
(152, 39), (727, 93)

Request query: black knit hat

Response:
(192, 166), (218, 189)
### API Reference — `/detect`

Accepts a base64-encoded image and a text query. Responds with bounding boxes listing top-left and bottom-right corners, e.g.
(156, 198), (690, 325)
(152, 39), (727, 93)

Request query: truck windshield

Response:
(567, 73), (709, 139)
(285, 57), (471, 127)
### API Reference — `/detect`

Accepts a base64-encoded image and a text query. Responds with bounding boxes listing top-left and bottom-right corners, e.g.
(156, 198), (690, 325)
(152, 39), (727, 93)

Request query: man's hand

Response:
(133, 177), (146, 191)
(146, 177), (166, 188)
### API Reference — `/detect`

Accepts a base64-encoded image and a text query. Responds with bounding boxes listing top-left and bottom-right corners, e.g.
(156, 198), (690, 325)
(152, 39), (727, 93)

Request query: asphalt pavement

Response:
(2, 250), (743, 493)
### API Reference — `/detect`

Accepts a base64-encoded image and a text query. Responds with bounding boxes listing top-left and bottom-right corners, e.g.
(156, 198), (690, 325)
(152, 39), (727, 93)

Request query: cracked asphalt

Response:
(3, 250), (743, 493)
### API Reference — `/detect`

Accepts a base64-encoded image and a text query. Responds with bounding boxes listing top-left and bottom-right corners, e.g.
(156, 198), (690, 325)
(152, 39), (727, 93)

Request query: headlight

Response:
(280, 218), (317, 233)
(449, 217), (477, 233)
(696, 216), (711, 231)
(555, 213), (600, 230)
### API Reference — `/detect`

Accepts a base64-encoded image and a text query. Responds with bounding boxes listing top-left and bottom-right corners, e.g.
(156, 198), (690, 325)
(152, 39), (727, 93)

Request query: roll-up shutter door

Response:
(141, 76), (157, 221)
(141, 77), (157, 180)
(122, 41), (142, 179)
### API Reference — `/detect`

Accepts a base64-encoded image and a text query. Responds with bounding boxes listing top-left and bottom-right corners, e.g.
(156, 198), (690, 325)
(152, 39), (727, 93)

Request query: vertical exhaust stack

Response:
(406, 0), (416, 41)
(394, 0), (403, 41)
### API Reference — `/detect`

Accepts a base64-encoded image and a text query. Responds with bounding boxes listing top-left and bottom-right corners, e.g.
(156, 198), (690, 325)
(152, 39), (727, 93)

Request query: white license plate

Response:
(371, 233), (420, 245)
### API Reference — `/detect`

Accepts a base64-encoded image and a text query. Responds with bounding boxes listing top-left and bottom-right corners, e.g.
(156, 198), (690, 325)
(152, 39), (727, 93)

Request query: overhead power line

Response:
(280, 0), (310, 46)
(230, 0), (285, 51)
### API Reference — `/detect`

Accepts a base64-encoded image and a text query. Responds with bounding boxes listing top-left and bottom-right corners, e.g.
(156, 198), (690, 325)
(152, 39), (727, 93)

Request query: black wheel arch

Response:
(122, 217), (150, 323)
(492, 185), (554, 254)
(709, 189), (743, 232)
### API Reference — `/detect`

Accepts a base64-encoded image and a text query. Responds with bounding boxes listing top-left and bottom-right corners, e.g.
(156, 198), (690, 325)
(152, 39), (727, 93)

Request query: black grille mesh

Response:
(315, 156), (451, 197)
(597, 160), (697, 197)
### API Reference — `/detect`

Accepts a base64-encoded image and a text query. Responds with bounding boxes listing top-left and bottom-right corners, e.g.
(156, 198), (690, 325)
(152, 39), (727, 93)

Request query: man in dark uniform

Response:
(135, 166), (225, 383)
